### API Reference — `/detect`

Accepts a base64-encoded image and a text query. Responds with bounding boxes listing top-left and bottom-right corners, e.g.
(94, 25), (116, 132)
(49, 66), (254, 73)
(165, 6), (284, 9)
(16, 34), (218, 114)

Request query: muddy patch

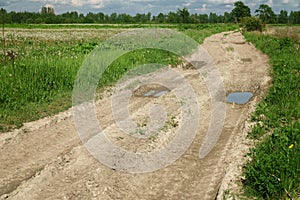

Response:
(241, 58), (252, 63)
(133, 84), (170, 98)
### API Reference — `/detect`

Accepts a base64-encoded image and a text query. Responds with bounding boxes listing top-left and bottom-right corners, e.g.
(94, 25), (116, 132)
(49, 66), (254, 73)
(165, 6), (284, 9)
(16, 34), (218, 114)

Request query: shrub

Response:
(240, 16), (264, 32)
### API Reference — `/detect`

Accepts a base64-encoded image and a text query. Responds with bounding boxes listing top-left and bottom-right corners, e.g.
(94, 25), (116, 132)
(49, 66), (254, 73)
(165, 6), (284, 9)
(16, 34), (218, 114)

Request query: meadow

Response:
(242, 28), (300, 199)
(0, 24), (237, 131)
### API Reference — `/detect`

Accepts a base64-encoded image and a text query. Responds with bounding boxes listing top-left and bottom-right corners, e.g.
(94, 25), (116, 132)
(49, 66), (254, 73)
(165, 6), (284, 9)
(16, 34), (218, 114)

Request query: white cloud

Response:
(183, 2), (191, 7)
(3, 0), (300, 15)
(44, 3), (54, 8)
(207, 0), (235, 3)
(195, 4), (207, 12)
(267, 0), (273, 6)
(32, 0), (104, 8)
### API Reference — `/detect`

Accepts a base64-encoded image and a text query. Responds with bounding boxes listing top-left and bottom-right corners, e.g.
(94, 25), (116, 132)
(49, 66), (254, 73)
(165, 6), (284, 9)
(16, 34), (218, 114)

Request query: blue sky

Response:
(1, 0), (299, 15)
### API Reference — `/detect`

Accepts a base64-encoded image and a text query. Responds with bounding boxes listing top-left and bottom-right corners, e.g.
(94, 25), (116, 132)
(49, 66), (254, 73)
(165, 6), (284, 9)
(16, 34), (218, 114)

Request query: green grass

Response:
(0, 24), (237, 132)
(4, 23), (236, 30)
(243, 32), (300, 199)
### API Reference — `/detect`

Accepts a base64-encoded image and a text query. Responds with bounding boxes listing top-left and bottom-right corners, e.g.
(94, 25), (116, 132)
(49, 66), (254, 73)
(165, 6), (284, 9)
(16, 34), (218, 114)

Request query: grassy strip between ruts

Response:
(0, 24), (237, 132)
(242, 31), (300, 199)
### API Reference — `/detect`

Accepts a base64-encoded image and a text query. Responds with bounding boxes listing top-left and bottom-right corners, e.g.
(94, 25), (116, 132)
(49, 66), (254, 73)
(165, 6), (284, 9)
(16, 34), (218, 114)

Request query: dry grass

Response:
(267, 26), (300, 42)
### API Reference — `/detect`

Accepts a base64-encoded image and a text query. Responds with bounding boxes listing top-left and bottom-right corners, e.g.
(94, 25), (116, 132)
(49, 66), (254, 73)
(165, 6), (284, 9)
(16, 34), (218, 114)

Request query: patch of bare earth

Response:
(0, 31), (270, 200)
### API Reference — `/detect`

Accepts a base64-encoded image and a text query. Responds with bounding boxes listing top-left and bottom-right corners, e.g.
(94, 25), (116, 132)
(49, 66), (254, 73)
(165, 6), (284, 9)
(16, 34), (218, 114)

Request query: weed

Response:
(226, 46), (234, 52)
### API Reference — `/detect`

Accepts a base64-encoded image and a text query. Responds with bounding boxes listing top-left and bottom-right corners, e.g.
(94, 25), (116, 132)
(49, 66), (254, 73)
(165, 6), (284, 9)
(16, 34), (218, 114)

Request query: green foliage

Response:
(0, 25), (237, 132)
(97, 49), (181, 87)
(278, 10), (289, 24)
(290, 11), (300, 24)
(243, 31), (300, 199)
(1, 5), (300, 25)
(0, 7), (235, 24)
(245, 122), (300, 199)
(177, 7), (190, 23)
(240, 16), (264, 32)
(231, 1), (251, 22)
(255, 4), (276, 24)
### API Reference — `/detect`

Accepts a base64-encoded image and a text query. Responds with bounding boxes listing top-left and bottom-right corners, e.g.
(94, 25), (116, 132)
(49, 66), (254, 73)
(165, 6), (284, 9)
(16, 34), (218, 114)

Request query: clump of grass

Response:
(242, 31), (300, 199)
(226, 46), (234, 52)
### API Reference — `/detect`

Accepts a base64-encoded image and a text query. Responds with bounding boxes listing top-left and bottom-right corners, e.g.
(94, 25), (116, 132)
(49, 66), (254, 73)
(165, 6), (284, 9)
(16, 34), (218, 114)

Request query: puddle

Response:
(152, 90), (169, 97)
(134, 84), (170, 98)
(226, 92), (253, 104)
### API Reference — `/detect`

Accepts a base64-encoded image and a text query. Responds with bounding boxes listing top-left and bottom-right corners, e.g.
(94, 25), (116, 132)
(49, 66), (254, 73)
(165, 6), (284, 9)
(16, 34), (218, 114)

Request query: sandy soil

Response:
(0, 31), (270, 200)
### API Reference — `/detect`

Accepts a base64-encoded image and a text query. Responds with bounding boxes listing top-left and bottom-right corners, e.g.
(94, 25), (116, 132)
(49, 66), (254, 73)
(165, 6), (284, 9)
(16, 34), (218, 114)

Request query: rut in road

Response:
(0, 31), (270, 200)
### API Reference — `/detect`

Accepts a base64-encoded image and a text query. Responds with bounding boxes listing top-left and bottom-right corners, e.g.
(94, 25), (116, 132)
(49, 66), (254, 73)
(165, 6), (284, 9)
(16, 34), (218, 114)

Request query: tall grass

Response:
(243, 31), (300, 199)
(0, 24), (237, 132)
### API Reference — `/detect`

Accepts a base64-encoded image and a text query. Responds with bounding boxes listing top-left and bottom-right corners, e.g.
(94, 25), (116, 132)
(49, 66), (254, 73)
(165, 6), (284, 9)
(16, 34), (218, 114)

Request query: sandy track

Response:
(0, 31), (270, 200)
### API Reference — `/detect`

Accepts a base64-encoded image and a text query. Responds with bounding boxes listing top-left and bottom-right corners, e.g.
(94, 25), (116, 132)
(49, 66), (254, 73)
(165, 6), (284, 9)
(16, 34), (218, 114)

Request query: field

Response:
(0, 24), (299, 199)
(0, 24), (237, 131)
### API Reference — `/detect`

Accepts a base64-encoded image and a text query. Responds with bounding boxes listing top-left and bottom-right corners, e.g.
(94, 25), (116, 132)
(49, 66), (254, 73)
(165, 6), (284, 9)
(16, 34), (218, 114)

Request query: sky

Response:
(1, 0), (299, 15)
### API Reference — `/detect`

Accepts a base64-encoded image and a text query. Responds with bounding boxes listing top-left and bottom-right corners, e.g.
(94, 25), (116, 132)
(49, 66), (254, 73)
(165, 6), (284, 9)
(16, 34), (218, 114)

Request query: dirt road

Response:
(0, 31), (270, 199)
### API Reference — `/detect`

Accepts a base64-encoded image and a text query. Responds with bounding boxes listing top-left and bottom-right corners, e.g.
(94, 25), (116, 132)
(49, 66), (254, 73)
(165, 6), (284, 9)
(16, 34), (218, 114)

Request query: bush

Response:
(241, 16), (264, 32)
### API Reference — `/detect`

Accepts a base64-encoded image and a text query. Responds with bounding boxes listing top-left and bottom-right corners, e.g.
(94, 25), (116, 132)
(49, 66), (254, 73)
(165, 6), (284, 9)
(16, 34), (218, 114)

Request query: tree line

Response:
(1, 1), (300, 24)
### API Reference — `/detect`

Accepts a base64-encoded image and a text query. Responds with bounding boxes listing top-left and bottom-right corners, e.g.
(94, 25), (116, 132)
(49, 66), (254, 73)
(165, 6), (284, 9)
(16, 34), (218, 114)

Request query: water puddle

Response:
(226, 92), (253, 104)
(144, 90), (169, 97)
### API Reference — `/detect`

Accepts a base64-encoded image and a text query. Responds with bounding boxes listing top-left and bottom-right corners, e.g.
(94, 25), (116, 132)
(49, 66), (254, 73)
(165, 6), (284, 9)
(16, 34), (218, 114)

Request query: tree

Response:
(41, 6), (54, 15)
(134, 13), (148, 23)
(198, 14), (209, 23)
(85, 12), (96, 23)
(231, 1), (251, 22)
(166, 11), (178, 23)
(289, 11), (300, 24)
(146, 12), (151, 22)
(118, 13), (133, 23)
(224, 12), (234, 23)
(177, 7), (190, 23)
(190, 14), (199, 23)
(255, 4), (276, 24)
(110, 12), (117, 23)
(96, 12), (105, 23)
(278, 10), (288, 24)
(156, 13), (165, 23)
(209, 12), (218, 23)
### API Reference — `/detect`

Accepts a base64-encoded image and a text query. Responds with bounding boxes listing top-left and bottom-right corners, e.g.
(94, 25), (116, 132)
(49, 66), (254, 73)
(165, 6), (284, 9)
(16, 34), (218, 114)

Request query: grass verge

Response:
(242, 31), (300, 199)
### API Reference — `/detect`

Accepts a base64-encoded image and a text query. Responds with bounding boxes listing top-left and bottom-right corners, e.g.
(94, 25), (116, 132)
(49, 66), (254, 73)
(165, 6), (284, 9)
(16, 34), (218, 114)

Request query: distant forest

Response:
(1, 2), (300, 24)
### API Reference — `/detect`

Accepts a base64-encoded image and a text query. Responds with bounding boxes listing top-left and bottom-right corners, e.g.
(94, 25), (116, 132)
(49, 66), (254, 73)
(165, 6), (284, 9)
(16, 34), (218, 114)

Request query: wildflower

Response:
(289, 144), (294, 149)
